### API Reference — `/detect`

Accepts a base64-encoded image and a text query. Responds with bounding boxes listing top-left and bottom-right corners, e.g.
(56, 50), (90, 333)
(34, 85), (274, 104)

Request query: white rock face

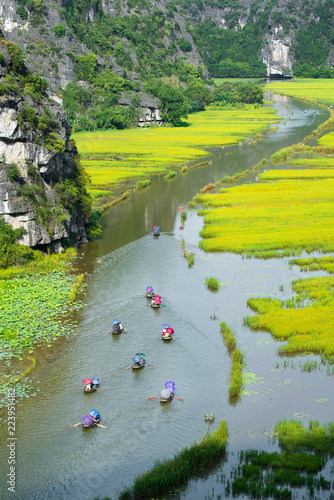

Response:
(261, 36), (293, 77)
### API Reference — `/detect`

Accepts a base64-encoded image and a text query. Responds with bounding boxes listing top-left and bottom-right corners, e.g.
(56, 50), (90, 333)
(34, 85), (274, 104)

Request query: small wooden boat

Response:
(160, 391), (174, 403)
(153, 231), (160, 237)
(84, 386), (96, 393)
(83, 418), (100, 428)
(146, 291), (154, 298)
(112, 325), (123, 334)
(162, 334), (172, 341)
(132, 360), (146, 369)
(151, 302), (160, 309)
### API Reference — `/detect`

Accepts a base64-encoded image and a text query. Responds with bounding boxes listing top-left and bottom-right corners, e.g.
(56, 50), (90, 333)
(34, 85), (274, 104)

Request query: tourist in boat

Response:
(112, 319), (124, 333)
(152, 225), (160, 236)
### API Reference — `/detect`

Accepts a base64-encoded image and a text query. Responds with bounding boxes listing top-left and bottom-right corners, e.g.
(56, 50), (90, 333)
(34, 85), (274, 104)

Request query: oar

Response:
(95, 387), (104, 392)
(144, 364), (154, 367)
(71, 422), (82, 427)
(74, 387), (85, 389)
(96, 423), (106, 428)
(125, 364), (133, 369)
(104, 329), (127, 334)
(174, 397), (183, 401)
(148, 396), (159, 399)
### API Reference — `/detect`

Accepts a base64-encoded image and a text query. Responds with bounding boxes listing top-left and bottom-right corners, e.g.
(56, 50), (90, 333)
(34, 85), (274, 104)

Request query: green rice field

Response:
(265, 78), (334, 107)
(73, 106), (279, 196)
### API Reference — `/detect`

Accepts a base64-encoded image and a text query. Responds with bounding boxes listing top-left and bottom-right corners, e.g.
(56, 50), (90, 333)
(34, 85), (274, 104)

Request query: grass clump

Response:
(135, 179), (151, 190)
(164, 170), (177, 180)
(220, 322), (243, 398)
(188, 200), (196, 209)
(181, 238), (194, 267)
(119, 420), (228, 499)
(181, 210), (187, 222)
(289, 256), (334, 274)
(205, 277), (219, 290)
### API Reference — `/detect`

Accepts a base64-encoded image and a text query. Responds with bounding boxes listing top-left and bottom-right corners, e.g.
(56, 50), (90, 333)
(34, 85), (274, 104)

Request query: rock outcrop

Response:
(0, 45), (88, 250)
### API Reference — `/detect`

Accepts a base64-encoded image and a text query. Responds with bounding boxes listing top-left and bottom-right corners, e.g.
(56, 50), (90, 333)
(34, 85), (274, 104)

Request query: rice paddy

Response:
(265, 78), (334, 107)
(73, 106), (279, 197)
(245, 272), (334, 361)
(196, 179), (334, 257)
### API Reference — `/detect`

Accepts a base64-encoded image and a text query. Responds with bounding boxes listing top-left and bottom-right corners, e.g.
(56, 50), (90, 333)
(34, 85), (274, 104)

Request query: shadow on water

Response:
(0, 94), (332, 500)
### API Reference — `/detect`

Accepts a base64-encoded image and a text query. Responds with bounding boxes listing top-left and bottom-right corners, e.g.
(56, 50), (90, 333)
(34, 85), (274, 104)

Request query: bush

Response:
(178, 37), (192, 52)
(54, 24), (65, 38)
(44, 133), (65, 152)
(8, 163), (21, 182)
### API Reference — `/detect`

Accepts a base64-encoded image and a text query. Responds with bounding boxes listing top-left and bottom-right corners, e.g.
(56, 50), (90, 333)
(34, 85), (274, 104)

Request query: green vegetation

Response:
(118, 419), (228, 499)
(289, 256), (334, 274)
(245, 271), (334, 362)
(229, 420), (334, 498)
(74, 105), (278, 203)
(265, 79), (334, 108)
(181, 238), (194, 267)
(0, 246), (85, 406)
(220, 322), (243, 398)
(205, 277), (219, 290)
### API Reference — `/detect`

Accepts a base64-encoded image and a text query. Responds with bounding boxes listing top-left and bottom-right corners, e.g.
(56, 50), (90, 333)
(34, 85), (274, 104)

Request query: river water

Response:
(0, 93), (332, 500)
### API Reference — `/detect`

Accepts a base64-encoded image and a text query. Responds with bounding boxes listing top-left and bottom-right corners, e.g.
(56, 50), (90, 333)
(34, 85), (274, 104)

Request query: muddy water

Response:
(0, 94), (332, 500)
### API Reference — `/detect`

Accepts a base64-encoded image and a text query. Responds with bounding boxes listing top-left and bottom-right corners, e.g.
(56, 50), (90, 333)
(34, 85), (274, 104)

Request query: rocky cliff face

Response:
(0, 44), (88, 250)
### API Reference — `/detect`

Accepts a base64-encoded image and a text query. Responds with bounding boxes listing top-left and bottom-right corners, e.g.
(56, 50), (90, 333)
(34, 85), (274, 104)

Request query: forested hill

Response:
(1, 0), (333, 131)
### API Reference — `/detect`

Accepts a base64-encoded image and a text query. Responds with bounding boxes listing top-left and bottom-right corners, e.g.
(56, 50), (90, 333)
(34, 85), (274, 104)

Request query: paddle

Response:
(95, 388), (104, 392)
(74, 386), (104, 392)
(144, 364), (154, 367)
(174, 398), (183, 401)
(74, 386), (85, 389)
(96, 423), (106, 428)
(148, 396), (159, 399)
(104, 329), (127, 334)
(125, 364), (133, 369)
(71, 422), (82, 427)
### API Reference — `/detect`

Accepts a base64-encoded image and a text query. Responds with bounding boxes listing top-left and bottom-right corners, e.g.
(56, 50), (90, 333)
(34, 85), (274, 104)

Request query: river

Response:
(0, 92), (332, 500)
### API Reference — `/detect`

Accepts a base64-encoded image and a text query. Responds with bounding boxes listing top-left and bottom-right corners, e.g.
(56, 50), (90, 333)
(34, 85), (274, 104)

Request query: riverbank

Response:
(0, 250), (85, 409)
(73, 105), (280, 207)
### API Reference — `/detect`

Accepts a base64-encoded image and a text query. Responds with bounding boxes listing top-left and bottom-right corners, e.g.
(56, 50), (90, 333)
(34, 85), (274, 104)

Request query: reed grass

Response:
(181, 238), (194, 267)
(252, 158), (267, 171)
(289, 256), (334, 274)
(275, 420), (334, 455)
(220, 321), (236, 352)
(164, 170), (177, 179)
(188, 161), (209, 170)
(125, 419), (229, 499)
(188, 200), (196, 209)
(181, 210), (187, 222)
(135, 179), (151, 190)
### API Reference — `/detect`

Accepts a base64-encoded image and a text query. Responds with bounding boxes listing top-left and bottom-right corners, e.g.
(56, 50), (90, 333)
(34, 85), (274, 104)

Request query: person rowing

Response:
(112, 319), (124, 333)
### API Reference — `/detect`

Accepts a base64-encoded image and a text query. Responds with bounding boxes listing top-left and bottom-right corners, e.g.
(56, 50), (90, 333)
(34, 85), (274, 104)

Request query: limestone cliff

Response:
(0, 43), (88, 250)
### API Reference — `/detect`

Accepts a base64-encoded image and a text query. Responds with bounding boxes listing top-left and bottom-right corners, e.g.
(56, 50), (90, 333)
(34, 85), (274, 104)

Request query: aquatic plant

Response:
(135, 179), (151, 190)
(289, 256), (334, 274)
(220, 321), (236, 352)
(252, 158), (267, 171)
(205, 277), (219, 290)
(189, 160), (209, 170)
(181, 210), (187, 222)
(181, 238), (194, 267)
(119, 420), (229, 499)
(164, 170), (177, 180)
(188, 200), (195, 209)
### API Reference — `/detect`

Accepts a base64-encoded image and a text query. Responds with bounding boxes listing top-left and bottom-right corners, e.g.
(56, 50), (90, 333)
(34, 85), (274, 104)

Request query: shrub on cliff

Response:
(0, 217), (35, 268)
